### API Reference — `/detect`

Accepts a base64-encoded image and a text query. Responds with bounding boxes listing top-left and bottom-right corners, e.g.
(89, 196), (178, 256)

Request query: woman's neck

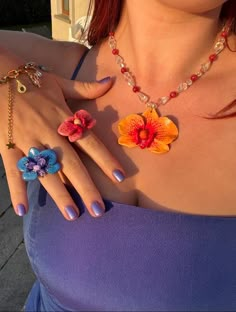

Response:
(113, 0), (223, 84)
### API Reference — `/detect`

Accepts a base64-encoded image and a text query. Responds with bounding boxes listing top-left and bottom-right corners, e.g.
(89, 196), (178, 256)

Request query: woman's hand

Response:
(0, 50), (125, 220)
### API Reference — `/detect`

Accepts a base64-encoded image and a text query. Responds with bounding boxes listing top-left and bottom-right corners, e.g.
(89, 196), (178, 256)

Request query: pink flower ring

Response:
(57, 110), (96, 142)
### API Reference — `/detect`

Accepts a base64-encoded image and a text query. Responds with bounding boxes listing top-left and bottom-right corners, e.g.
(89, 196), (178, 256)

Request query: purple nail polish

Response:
(16, 204), (26, 217)
(91, 201), (104, 217)
(97, 76), (111, 84)
(65, 206), (79, 220)
(112, 169), (125, 182)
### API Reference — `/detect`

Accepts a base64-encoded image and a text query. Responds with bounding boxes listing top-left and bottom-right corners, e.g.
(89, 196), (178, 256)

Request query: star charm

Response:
(6, 142), (15, 149)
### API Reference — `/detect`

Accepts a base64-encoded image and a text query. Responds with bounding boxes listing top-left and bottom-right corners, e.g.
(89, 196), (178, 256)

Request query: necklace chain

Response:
(108, 24), (230, 110)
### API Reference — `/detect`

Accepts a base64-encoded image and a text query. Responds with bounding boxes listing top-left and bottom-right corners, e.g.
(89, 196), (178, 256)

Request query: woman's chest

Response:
(69, 55), (236, 215)
(69, 87), (236, 216)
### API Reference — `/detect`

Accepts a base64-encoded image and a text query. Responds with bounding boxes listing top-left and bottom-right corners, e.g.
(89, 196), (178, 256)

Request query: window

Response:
(62, 0), (69, 16)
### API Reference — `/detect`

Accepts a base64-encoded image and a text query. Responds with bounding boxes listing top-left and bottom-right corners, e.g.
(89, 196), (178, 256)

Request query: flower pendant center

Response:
(139, 129), (149, 140)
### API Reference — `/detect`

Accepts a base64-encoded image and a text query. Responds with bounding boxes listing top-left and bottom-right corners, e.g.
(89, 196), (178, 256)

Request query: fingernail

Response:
(97, 76), (111, 84)
(64, 206), (79, 220)
(112, 169), (125, 182)
(16, 204), (26, 217)
(91, 201), (104, 217)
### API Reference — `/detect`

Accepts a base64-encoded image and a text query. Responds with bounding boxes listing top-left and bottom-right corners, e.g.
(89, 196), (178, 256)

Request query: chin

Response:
(158, 0), (227, 14)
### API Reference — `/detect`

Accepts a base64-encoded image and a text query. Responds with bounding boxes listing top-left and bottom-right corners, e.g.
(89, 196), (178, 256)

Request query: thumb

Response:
(56, 76), (113, 100)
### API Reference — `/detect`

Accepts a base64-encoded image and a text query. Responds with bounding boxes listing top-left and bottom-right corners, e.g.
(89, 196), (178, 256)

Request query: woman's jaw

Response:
(112, 0), (228, 82)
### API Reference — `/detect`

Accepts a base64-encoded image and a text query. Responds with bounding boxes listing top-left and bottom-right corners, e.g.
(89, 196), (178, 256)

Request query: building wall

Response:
(50, 0), (90, 41)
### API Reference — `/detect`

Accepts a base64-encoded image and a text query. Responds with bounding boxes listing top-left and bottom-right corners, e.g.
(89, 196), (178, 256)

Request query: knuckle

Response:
(6, 168), (21, 180)
(82, 82), (96, 97)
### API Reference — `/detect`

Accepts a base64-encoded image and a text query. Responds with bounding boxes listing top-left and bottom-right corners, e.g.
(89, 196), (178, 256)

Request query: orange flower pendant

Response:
(118, 108), (178, 153)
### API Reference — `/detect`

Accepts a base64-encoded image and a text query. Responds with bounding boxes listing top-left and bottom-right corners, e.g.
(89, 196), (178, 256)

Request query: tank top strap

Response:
(70, 49), (89, 80)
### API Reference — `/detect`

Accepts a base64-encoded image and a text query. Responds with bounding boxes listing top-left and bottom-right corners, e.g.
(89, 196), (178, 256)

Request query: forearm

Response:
(0, 30), (51, 60)
(0, 30), (82, 77)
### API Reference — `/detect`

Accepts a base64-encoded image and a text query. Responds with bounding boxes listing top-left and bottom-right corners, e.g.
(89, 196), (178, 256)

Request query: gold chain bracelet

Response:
(0, 62), (46, 149)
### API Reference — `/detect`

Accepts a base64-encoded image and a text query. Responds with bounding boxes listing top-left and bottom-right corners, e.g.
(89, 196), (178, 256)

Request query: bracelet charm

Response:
(0, 62), (46, 148)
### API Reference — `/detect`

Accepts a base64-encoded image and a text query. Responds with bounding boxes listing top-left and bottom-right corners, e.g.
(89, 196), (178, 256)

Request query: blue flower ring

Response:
(17, 147), (61, 181)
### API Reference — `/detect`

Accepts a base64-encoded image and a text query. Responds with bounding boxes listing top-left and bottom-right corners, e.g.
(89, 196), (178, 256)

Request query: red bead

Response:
(209, 54), (217, 62)
(191, 74), (198, 82)
(112, 48), (119, 55)
(221, 31), (227, 38)
(170, 91), (178, 98)
(133, 86), (140, 93)
(121, 67), (127, 73)
(109, 31), (114, 36)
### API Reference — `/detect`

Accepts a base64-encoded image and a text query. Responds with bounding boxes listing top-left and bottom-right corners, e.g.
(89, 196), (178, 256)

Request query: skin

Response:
(0, 38), (122, 220)
(73, 0), (236, 216)
(0, 0), (235, 217)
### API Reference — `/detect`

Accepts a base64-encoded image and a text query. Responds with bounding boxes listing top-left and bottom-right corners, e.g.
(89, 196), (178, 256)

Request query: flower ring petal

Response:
(74, 109), (91, 119)
(74, 110), (96, 129)
(58, 121), (77, 136)
(28, 147), (40, 158)
(40, 149), (57, 165)
(23, 171), (38, 181)
(17, 157), (30, 171)
(86, 119), (96, 129)
(47, 163), (61, 174)
(68, 128), (83, 142)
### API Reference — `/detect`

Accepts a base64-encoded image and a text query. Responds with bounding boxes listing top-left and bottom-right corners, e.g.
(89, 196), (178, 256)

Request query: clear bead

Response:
(214, 41), (225, 54)
(157, 96), (170, 105)
(177, 82), (188, 93)
(201, 61), (211, 73)
(186, 79), (193, 86)
(115, 56), (126, 68)
(219, 37), (226, 44)
(138, 92), (149, 103)
(124, 72), (135, 86)
(116, 55), (123, 65)
(108, 37), (116, 49)
(196, 71), (202, 77)
(147, 102), (157, 109)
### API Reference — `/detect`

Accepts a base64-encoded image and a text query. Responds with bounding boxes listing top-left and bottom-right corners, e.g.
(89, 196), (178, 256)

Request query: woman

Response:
(3, 0), (236, 310)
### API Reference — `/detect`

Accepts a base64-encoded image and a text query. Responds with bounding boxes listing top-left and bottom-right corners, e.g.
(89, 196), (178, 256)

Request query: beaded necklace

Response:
(108, 22), (231, 154)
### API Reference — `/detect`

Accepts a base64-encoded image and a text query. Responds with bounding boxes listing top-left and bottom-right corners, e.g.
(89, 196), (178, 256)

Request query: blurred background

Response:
(0, 0), (51, 35)
(0, 0), (91, 43)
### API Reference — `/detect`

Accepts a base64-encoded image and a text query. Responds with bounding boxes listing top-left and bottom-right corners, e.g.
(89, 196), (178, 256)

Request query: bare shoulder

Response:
(0, 30), (88, 78)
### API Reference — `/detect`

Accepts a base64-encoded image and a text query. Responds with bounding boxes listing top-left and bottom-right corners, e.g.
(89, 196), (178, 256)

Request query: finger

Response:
(15, 143), (81, 221)
(56, 75), (113, 100)
(38, 172), (80, 221)
(50, 143), (106, 218)
(1, 148), (28, 216)
(74, 132), (126, 183)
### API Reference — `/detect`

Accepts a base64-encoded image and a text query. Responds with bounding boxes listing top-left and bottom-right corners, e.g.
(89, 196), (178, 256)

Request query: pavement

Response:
(0, 24), (51, 312)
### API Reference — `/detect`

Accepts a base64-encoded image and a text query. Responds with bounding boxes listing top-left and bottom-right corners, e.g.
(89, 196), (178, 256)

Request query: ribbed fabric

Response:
(23, 180), (236, 311)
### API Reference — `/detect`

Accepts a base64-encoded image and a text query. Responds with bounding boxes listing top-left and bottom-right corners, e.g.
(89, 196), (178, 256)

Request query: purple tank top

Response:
(23, 180), (236, 311)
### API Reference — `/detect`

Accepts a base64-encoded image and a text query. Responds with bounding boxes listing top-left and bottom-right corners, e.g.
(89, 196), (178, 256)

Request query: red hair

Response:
(86, 0), (236, 118)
